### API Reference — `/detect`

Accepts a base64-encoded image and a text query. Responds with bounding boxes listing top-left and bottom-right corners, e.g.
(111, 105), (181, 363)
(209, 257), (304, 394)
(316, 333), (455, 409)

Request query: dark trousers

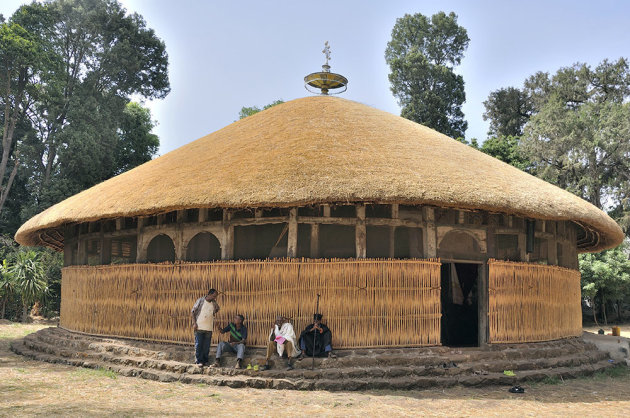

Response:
(195, 330), (212, 364)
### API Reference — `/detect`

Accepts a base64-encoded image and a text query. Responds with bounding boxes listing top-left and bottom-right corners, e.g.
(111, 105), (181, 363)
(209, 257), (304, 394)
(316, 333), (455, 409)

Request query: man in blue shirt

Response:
(212, 314), (247, 369)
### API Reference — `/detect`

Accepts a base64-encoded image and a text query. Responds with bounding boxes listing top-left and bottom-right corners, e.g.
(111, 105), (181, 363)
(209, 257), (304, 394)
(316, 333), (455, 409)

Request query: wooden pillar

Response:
(478, 263), (489, 346)
(356, 204), (366, 258)
(388, 227), (396, 258)
(198, 208), (208, 223)
(287, 208), (298, 258)
(221, 210), (234, 260)
(310, 224), (319, 258)
(424, 207), (437, 258)
(115, 217), (123, 231)
(136, 217), (147, 263)
(323, 204), (331, 218)
(177, 210), (186, 223)
(255, 209), (263, 219)
(391, 203), (399, 219)
(518, 233), (527, 262)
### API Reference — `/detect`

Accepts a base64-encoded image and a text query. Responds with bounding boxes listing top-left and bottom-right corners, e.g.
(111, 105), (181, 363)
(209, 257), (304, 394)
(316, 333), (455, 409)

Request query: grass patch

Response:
(592, 365), (630, 379)
(71, 367), (117, 380)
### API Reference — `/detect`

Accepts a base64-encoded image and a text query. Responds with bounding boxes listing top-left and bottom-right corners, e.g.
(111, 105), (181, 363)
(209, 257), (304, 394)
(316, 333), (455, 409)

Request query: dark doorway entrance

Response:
(440, 262), (479, 346)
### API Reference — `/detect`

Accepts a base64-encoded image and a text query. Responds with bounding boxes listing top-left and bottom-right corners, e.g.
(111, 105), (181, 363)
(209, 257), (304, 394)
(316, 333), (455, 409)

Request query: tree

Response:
(238, 99), (284, 120)
(8, 249), (47, 322)
(478, 136), (530, 171)
(4, 0), (169, 218)
(483, 87), (533, 138)
(385, 12), (469, 138)
(0, 19), (45, 214)
(580, 243), (630, 324)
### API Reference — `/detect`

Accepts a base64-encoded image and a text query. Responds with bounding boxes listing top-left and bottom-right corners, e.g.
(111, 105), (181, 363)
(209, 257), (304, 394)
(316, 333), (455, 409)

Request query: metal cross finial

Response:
(322, 41), (331, 65)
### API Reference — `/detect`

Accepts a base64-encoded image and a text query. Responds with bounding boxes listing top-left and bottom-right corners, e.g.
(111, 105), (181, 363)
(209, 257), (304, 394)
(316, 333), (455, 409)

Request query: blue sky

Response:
(2, 0), (630, 154)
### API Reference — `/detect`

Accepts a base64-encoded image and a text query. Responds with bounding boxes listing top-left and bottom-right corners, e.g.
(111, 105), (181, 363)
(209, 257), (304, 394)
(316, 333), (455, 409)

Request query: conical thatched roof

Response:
(16, 96), (623, 252)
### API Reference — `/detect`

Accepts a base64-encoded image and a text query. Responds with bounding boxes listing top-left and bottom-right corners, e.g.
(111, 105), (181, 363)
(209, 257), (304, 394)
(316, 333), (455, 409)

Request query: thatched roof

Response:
(15, 96), (624, 252)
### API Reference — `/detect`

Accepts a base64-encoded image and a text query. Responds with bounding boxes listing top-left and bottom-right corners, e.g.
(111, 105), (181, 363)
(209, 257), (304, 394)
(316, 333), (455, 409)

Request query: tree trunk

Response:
(1, 296), (6, 319)
(592, 299), (599, 326)
(22, 302), (28, 324)
(602, 301), (607, 325)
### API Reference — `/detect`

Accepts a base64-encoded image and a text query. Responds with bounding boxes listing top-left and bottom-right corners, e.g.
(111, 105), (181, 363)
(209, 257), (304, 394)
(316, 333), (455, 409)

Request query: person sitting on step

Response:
(260, 316), (301, 371)
(298, 313), (336, 360)
(212, 314), (248, 369)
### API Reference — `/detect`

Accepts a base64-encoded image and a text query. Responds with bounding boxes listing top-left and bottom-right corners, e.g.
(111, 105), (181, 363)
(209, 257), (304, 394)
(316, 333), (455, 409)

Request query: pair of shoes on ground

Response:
(509, 385), (525, 394)
(209, 359), (243, 369)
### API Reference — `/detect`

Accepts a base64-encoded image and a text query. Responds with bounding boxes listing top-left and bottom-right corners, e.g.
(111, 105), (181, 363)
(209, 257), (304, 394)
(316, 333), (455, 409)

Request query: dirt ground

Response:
(583, 324), (630, 338)
(1, 324), (629, 417)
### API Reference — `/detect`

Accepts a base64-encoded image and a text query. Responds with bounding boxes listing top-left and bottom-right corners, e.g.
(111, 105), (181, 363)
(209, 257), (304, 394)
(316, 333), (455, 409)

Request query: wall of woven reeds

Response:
(60, 259), (442, 348)
(488, 259), (581, 343)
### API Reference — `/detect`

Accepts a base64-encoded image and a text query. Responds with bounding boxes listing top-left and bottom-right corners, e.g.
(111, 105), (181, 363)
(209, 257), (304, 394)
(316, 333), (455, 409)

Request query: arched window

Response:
(146, 234), (175, 263)
(186, 232), (221, 262)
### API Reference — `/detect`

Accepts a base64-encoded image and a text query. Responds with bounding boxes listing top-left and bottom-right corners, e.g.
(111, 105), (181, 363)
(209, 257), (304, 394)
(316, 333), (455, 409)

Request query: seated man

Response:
(212, 314), (247, 369)
(298, 314), (335, 359)
(260, 316), (301, 371)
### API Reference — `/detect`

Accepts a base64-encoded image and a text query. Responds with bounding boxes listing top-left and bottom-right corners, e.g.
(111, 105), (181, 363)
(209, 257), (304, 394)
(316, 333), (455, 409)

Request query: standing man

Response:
(212, 314), (248, 369)
(191, 289), (220, 366)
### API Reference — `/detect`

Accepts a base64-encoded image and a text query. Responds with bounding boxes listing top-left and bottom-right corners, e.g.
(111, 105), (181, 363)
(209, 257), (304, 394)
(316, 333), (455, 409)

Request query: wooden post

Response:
(389, 227), (396, 258)
(255, 209), (263, 219)
(221, 210), (234, 260)
(424, 207), (437, 258)
(287, 208), (298, 258)
(115, 218), (123, 231)
(356, 204), (366, 258)
(518, 233), (527, 262)
(177, 210), (185, 223)
(136, 217), (146, 263)
(323, 204), (331, 218)
(198, 208), (208, 223)
(391, 203), (399, 219)
(310, 224), (319, 258)
(478, 263), (489, 347)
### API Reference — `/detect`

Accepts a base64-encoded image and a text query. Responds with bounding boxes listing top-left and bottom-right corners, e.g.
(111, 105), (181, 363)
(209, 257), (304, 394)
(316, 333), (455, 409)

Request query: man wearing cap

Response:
(298, 313), (335, 359)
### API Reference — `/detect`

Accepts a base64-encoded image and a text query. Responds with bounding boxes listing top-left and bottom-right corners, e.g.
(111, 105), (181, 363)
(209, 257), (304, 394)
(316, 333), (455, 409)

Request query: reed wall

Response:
(60, 259), (442, 348)
(488, 259), (582, 343)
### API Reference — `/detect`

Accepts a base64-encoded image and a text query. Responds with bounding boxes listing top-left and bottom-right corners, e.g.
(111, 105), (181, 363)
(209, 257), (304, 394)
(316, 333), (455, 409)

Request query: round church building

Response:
(15, 94), (624, 349)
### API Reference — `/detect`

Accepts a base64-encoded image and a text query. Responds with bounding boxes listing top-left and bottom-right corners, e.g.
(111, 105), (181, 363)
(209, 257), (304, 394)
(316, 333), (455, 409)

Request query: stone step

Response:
(10, 338), (616, 391)
(27, 328), (604, 369)
(15, 332), (611, 381)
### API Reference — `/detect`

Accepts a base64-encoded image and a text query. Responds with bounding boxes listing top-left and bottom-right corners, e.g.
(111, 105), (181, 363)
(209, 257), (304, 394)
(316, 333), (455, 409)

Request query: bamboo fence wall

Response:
(60, 259), (442, 348)
(488, 259), (582, 343)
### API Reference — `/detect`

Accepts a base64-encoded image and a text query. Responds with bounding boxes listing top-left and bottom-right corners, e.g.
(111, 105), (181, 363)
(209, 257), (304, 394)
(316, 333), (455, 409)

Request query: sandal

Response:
(509, 385), (525, 394)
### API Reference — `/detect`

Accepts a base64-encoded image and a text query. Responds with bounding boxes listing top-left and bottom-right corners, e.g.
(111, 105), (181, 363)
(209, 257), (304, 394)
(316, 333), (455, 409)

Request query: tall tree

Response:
(0, 19), (45, 213)
(483, 87), (533, 138)
(4, 0), (169, 218)
(520, 59), (630, 211)
(385, 12), (469, 138)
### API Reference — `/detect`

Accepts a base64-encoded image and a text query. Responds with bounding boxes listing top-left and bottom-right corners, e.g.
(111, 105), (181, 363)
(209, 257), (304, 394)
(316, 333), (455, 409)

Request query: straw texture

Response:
(60, 259), (442, 348)
(16, 96), (623, 252)
(488, 259), (582, 343)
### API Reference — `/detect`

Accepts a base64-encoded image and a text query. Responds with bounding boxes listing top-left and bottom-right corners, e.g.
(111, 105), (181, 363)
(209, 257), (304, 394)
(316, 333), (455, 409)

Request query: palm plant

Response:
(9, 250), (48, 323)
(0, 259), (15, 319)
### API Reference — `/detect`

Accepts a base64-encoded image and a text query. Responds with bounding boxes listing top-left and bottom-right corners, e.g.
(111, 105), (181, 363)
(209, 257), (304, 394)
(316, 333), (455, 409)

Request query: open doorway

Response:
(440, 262), (479, 346)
